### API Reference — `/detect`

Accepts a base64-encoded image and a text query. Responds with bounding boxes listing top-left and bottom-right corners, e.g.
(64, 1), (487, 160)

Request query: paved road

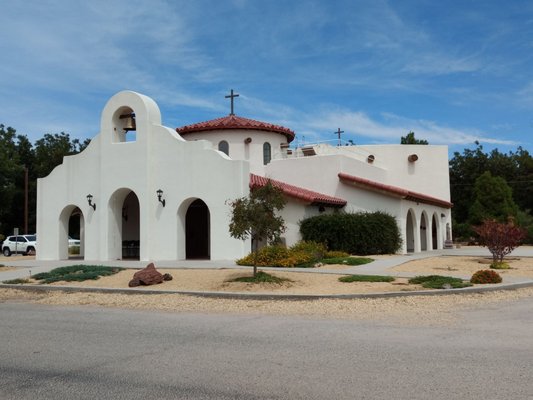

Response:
(1, 299), (532, 399)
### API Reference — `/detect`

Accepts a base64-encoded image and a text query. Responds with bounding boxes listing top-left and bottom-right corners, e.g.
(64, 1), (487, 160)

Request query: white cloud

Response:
(299, 109), (517, 146)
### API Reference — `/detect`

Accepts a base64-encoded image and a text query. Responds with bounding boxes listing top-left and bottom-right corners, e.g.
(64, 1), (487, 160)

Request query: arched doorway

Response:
(432, 214), (438, 250)
(420, 212), (428, 251)
(59, 205), (85, 260)
(68, 207), (84, 259)
(108, 188), (140, 260)
(185, 199), (210, 259)
(121, 192), (140, 259)
(406, 209), (415, 253)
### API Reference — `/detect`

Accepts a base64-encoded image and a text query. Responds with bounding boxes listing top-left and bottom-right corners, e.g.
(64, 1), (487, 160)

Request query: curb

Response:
(1, 280), (533, 301)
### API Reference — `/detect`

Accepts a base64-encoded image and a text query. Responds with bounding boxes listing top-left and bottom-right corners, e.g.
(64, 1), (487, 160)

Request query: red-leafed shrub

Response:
(470, 269), (502, 284)
(473, 219), (526, 264)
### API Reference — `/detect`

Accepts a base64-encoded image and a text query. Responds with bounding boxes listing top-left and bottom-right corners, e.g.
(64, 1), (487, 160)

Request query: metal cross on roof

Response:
(225, 89), (240, 115)
(334, 128), (344, 146)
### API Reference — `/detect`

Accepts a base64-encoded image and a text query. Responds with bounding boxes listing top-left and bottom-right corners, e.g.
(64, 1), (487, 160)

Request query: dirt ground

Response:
(2, 256), (533, 324)
(5, 255), (533, 295)
(392, 256), (533, 278)
(49, 268), (423, 295)
(1, 285), (532, 325)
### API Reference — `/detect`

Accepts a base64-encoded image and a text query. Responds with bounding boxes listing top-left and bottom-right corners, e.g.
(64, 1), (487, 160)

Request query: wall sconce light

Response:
(408, 154), (419, 162)
(87, 194), (96, 210)
(367, 154), (375, 163)
(244, 137), (252, 144)
(441, 213), (446, 219)
(156, 189), (166, 207)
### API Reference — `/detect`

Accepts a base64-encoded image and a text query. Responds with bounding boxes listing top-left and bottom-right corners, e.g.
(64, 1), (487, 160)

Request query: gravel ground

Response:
(2, 256), (533, 325)
(393, 255), (533, 277)
(2, 286), (533, 326)
(45, 268), (423, 294)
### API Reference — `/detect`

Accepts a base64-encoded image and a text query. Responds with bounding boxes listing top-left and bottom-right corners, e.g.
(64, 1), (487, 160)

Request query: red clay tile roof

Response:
(176, 115), (295, 143)
(250, 174), (346, 208)
(338, 172), (452, 209)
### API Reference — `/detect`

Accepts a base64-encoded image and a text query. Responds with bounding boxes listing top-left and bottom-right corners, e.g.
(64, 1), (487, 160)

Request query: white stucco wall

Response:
(356, 144), (451, 200)
(36, 91), (452, 260)
(263, 145), (451, 254)
(278, 201), (330, 247)
(179, 129), (288, 175)
(37, 91), (250, 261)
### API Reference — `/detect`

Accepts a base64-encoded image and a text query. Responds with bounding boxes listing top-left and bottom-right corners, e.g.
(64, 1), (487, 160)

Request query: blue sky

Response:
(2, 0), (533, 155)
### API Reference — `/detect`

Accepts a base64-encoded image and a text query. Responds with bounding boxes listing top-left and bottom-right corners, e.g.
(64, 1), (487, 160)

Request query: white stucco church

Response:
(36, 90), (452, 261)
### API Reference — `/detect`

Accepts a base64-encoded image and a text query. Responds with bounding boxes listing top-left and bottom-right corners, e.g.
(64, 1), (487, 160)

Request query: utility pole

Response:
(24, 166), (28, 234)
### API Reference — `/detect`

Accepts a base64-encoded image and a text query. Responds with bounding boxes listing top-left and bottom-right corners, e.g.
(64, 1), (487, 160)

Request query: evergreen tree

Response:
(400, 131), (428, 144)
(468, 171), (518, 225)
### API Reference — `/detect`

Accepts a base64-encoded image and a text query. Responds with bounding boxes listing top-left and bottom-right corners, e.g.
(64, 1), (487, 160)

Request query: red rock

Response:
(128, 278), (141, 287)
(128, 263), (165, 286)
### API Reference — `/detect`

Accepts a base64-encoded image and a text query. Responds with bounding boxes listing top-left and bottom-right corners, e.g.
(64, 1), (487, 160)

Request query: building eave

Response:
(250, 174), (347, 208)
(338, 172), (452, 209)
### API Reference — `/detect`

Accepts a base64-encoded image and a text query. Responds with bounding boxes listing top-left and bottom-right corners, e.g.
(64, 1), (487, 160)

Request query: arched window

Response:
(218, 140), (229, 156)
(263, 142), (271, 165)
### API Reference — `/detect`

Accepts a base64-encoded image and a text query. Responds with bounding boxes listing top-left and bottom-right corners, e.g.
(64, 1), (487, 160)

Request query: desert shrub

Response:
(325, 250), (350, 258)
(470, 269), (502, 284)
(236, 245), (290, 267)
(490, 261), (510, 270)
(299, 211), (401, 255)
(283, 251), (317, 267)
(231, 271), (292, 284)
(338, 274), (394, 283)
(236, 245), (315, 267)
(3, 278), (30, 284)
(289, 241), (327, 262)
(33, 265), (123, 284)
(321, 257), (373, 266)
(237, 241), (329, 268)
(408, 275), (472, 289)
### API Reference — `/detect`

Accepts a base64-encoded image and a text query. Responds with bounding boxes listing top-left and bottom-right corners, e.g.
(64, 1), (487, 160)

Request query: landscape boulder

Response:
(128, 263), (172, 287)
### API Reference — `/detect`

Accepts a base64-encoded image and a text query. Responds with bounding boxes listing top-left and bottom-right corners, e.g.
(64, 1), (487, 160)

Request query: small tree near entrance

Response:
(473, 219), (526, 264)
(228, 181), (286, 277)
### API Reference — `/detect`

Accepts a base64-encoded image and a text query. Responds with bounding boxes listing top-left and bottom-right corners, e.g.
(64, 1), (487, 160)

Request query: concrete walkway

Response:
(1, 246), (533, 287)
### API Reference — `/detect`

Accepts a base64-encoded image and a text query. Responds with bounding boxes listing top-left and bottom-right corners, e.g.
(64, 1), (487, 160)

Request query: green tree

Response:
(468, 171), (518, 225)
(509, 147), (533, 212)
(449, 144), (533, 227)
(400, 131), (428, 145)
(0, 126), (91, 236)
(449, 142), (490, 224)
(34, 132), (89, 178)
(228, 181), (286, 277)
(0, 125), (22, 234)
